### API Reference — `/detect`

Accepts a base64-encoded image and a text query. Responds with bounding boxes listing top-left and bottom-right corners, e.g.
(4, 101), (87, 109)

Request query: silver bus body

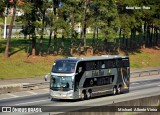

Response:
(50, 55), (130, 100)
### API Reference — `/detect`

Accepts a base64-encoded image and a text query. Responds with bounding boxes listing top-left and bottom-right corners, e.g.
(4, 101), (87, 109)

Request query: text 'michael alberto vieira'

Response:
(118, 107), (158, 112)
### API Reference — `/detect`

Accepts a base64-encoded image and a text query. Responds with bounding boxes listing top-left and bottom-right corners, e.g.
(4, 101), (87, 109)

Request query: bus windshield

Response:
(50, 76), (72, 91)
(52, 61), (76, 73)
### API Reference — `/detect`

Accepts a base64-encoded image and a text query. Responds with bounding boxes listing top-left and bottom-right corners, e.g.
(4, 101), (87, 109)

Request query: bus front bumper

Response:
(50, 90), (74, 99)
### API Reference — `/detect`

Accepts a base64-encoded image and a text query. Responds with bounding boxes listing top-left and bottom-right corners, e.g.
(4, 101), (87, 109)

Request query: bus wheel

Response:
(81, 92), (85, 101)
(50, 98), (54, 101)
(117, 86), (122, 94)
(113, 87), (117, 95)
(86, 92), (92, 99)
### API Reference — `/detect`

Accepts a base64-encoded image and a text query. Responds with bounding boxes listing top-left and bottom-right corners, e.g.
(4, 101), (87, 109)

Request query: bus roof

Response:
(55, 55), (129, 62)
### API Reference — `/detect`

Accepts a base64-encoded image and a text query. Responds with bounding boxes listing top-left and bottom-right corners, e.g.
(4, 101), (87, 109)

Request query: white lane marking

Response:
(27, 91), (37, 95)
(0, 92), (49, 101)
(7, 93), (19, 97)
(131, 82), (160, 89)
(141, 81), (150, 84)
(131, 81), (150, 85)
(131, 83), (139, 85)
(15, 99), (50, 105)
(43, 89), (49, 91)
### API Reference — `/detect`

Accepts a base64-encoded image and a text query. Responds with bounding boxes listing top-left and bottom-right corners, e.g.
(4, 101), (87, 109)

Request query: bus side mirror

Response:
(44, 74), (48, 81)
(44, 73), (51, 81)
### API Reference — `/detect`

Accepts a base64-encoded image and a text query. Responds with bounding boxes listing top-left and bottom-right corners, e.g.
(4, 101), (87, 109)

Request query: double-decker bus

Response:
(48, 55), (130, 100)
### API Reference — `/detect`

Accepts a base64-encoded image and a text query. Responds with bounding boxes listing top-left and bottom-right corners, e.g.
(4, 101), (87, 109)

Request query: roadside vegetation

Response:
(0, 38), (160, 79)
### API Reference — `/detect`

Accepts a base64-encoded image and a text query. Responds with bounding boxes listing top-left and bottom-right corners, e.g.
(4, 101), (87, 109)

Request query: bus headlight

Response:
(50, 90), (54, 96)
(67, 90), (73, 96)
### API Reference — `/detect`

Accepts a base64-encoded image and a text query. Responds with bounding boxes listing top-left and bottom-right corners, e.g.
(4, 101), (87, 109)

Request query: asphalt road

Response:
(0, 75), (160, 115)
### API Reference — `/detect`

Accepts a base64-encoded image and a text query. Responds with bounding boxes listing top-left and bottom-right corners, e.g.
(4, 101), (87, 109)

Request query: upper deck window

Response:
(105, 60), (116, 68)
(52, 61), (76, 73)
(123, 59), (129, 67)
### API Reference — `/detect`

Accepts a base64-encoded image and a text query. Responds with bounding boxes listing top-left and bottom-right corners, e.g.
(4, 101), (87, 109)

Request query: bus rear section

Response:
(75, 57), (130, 100)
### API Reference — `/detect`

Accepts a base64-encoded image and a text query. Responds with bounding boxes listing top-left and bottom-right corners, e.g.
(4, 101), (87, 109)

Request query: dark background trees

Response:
(0, 0), (160, 57)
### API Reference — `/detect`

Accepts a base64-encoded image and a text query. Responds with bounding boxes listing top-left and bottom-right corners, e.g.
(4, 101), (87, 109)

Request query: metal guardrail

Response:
(130, 69), (160, 77)
(22, 82), (50, 88)
(22, 69), (160, 88)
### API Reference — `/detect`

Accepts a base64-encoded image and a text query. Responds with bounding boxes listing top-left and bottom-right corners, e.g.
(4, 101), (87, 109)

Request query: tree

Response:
(153, 0), (160, 46)
(98, 0), (120, 52)
(82, 0), (90, 54)
(37, 0), (50, 56)
(17, 0), (40, 56)
(59, 0), (82, 55)
(51, 0), (60, 55)
(3, 0), (25, 57)
(117, 0), (160, 50)
(45, 7), (54, 54)
(0, 1), (5, 16)
(4, 0), (17, 58)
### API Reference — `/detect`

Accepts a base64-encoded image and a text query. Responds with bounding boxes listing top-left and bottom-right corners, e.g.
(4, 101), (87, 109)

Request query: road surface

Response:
(0, 75), (160, 115)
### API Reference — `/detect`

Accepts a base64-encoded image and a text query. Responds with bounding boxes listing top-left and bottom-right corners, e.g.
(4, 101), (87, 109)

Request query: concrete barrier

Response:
(0, 84), (23, 94)
(0, 83), (49, 94)
(58, 95), (160, 115)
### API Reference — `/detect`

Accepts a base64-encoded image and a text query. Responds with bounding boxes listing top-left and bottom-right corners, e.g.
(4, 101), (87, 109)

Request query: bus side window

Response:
(123, 59), (129, 67)
(83, 78), (94, 87)
(101, 63), (105, 69)
(85, 62), (90, 71)
(96, 61), (103, 69)
(111, 60), (116, 68)
(76, 62), (85, 73)
(104, 60), (108, 68)
(105, 60), (116, 68)
(85, 61), (95, 70)
(116, 59), (122, 68)
(101, 61), (105, 69)
(94, 62), (97, 70)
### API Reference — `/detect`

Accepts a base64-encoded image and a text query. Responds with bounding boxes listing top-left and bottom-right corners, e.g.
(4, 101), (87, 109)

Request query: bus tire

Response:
(125, 88), (129, 93)
(88, 89), (92, 99)
(113, 87), (117, 95)
(81, 92), (85, 101)
(50, 98), (54, 101)
(117, 86), (122, 94)
(86, 92), (92, 99)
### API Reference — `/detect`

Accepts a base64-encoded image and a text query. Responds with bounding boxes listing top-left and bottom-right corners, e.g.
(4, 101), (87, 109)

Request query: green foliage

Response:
(0, 1), (5, 16)
(89, 0), (120, 40)
(0, 27), (2, 38)
(0, 0), (159, 56)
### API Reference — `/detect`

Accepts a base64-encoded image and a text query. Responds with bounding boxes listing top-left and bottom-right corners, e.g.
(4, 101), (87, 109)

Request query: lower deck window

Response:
(83, 75), (114, 87)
